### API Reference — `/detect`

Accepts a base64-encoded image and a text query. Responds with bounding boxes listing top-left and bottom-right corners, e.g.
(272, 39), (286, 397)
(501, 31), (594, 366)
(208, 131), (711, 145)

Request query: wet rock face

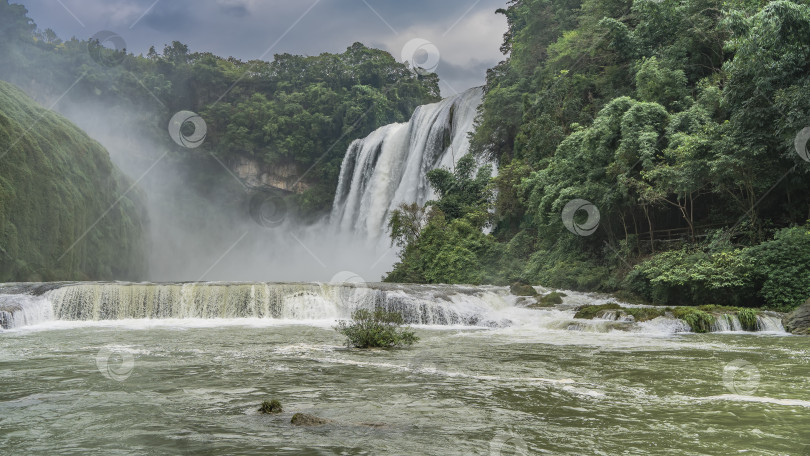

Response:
(232, 156), (310, 194)
(0, 310), (11, 329)
(291, 413), (331, 426)
(784, 298), (810, 335)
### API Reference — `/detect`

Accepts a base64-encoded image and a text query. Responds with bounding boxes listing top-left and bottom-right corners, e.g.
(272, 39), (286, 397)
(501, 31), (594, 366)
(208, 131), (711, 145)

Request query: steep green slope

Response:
(0, 80), (146, 281)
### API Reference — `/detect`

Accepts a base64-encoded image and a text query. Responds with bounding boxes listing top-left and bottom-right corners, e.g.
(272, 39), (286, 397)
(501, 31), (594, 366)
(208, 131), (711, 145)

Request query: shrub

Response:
(745, 226), (810, 312)
(737, 308), (758, 331)
(624, 247), (755, 307)
(335, 309), (419, 349)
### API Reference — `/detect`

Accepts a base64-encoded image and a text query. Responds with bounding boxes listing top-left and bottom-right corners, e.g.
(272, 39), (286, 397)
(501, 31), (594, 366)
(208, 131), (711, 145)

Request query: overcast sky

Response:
(18, 0), (509, 96)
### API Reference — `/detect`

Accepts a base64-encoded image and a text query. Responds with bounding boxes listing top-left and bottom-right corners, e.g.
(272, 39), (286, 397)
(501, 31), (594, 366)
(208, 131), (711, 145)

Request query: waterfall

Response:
(330, 87), (484, 242)
(0, 293), (53, 329)
(0, 283), (788, 334)
(712, 314), (744, 332)
(0, 282), (512, 329)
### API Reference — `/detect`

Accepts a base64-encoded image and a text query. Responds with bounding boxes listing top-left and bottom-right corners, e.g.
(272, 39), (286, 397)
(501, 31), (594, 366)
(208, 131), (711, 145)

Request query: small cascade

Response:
(330, 87), (484, 243)
(756, 313), (785, 332)
(0, 293), (53, 329)
(38, 282), (511, 327)
(712, 314), (743, 332)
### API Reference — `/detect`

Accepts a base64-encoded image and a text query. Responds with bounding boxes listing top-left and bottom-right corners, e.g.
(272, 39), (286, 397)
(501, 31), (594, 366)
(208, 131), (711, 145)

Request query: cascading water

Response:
(0, 282), (787, 335)
(329, 87), (484, 242)
(0, 282), (513, 329)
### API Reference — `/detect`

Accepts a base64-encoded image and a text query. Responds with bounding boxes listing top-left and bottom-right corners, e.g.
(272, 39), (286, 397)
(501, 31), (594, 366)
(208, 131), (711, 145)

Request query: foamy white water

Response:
(0, 282), (787, 337)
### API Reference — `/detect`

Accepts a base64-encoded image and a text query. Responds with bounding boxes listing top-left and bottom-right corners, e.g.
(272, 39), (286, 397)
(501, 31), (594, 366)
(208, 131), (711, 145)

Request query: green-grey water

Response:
(2, 319), (809, 455)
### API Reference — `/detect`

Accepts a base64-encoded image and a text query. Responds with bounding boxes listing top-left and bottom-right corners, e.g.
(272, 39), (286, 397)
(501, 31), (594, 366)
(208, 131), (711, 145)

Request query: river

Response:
(1, 282), (808, 455)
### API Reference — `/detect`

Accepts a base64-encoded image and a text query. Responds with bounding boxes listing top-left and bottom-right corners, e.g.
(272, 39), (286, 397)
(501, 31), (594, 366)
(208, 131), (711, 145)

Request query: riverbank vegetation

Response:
(386, 0), (810, 312)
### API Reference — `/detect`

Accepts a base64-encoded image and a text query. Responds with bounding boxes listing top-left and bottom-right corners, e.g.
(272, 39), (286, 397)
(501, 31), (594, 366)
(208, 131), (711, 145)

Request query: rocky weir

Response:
(0, 281), (794, 334)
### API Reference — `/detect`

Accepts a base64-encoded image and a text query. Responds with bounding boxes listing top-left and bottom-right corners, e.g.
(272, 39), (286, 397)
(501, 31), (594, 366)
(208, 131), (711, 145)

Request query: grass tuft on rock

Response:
(259, 399), (283, 414)
(672, 307), (715, 333)
(737, 308), (759, 331)
(335, 309), (418, 349)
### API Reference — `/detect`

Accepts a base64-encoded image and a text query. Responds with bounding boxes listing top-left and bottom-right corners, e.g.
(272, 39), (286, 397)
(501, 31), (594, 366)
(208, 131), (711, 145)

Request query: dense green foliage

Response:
(0, 1), (439, 214)
(0, 80), (146, 280)
(626, 226), (810, 311)
(386, 0), (810, 311)
(334, 309), (419, 349)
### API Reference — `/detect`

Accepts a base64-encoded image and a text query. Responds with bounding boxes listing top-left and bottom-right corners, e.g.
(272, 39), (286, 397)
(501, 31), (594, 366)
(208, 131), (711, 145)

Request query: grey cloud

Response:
(18, 0), (508, 93)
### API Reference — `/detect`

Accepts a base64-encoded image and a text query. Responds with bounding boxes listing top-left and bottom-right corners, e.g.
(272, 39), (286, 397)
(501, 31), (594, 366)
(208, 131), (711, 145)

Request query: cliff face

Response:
(0, 81), (147, 281)
(231, 155), (311, 194)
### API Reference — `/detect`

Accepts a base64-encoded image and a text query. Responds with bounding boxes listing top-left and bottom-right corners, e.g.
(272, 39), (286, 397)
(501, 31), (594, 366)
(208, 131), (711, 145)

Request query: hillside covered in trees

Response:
(0, 80), (146, 281)
(387, 0), (810, 312)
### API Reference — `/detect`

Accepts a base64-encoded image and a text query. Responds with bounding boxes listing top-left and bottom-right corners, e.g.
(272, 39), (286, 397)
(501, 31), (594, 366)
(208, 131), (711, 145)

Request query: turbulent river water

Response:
(1, 282), (809, 455)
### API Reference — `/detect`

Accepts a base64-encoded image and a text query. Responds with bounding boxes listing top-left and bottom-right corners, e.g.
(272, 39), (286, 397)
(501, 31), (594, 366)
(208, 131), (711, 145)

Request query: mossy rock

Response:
(291, 413), (331, 426)
(528, 300), (556, 309)
(510, 282), (537, 296)
(623, 307), (666, 322)
(539, 292), (564, 305)
(259, 399), (282, 414)
(574, 303), (621, 319)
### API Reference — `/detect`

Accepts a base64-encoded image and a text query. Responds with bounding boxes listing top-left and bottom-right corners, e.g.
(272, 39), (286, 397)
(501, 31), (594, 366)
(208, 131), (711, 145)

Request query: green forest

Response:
(387, 0), (810, 312)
